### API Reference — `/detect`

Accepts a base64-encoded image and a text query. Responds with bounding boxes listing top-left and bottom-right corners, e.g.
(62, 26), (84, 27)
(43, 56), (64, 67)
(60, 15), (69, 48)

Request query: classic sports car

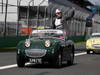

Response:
(17, 29), (75, 68)
(86, 33), (100, 54)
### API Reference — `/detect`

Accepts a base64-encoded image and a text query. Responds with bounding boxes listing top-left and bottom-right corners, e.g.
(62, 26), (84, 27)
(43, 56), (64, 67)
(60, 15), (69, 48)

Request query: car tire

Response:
(87, 50), (90, 54)
(67, 46), (74, 65)
(41, 59), (45, 65)
(17, 55), (25, 67)
(87, 50), (94, 54)
(55, 53), (62, 68)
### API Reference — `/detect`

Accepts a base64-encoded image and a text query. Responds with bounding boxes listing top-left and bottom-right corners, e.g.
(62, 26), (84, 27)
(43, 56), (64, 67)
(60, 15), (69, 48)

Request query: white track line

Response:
(0, 52), (87, 70)
(0, 64), (17, 70)
(0, 63), (30, 70)
(75, 52), (87, 56)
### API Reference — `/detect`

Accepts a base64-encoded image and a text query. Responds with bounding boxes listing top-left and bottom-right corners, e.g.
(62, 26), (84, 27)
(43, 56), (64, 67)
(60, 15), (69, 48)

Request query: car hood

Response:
(30, 37), (63, 44)
(28, 38), (64, 48)
(87, 38), (100, 44)
(30, 37), (64, 43)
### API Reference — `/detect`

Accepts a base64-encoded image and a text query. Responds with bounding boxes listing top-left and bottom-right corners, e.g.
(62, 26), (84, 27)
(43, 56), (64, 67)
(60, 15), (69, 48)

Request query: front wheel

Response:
(87, 50), (94, 54)
(87, 50), (90, 54)
(55, 53), (62, 68)
(17, 54), (25, 67)
(67, 46), (74, 65)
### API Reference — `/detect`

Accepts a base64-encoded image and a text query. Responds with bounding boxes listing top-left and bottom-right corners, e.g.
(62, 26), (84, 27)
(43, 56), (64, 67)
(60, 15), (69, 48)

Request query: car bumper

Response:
(86, 45), (100, 53)
(86, 44), (100, 49)
(25, 49), (47, 58)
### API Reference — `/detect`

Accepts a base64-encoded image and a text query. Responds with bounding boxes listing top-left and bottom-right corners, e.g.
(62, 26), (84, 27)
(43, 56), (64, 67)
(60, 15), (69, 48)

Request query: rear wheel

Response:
(17, 54), (25, 67)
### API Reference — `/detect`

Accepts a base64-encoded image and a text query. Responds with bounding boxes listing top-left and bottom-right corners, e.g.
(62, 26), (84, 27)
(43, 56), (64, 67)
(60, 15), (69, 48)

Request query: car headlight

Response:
(45, 40), (51, 47)
(25, 41), (31, 47)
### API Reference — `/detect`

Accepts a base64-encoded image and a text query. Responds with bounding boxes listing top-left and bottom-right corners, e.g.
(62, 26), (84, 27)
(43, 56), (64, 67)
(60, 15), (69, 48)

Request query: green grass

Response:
(75, 41), (86, 45)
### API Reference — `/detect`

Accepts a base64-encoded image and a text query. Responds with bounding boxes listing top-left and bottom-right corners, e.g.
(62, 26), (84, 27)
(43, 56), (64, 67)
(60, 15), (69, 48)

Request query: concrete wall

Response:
(0, 0), (17, 22)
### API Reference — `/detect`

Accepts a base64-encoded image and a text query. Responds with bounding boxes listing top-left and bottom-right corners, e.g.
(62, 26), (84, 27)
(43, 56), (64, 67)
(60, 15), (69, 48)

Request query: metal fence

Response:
(92, 15), (100, 33)
(0, 22), (17, 36)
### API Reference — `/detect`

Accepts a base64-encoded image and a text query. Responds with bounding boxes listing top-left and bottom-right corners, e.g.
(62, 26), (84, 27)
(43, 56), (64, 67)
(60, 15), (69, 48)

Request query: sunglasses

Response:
(56, 12), (61, 14)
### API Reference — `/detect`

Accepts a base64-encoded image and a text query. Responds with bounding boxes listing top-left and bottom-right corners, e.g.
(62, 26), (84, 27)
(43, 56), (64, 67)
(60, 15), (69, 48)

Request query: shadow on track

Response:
(23, 63), (77, 69)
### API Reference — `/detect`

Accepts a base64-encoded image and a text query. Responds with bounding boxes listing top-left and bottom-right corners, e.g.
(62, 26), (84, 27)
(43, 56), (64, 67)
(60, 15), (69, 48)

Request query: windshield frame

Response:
(29, 30), (65, 40)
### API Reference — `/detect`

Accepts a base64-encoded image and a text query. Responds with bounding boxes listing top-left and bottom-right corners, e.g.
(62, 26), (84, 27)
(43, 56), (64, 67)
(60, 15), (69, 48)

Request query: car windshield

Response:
(30, 30), (64, 39)
(91, 35), (100, 38)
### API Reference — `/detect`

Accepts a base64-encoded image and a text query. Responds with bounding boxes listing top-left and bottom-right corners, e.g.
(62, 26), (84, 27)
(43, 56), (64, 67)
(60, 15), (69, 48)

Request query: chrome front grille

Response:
(25, 49), (47, 58)
(93, 44), (100, 48)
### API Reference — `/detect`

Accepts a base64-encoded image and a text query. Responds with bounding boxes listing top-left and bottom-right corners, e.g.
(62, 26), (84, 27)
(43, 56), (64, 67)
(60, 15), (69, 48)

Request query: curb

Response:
(0, 47), (16, 52)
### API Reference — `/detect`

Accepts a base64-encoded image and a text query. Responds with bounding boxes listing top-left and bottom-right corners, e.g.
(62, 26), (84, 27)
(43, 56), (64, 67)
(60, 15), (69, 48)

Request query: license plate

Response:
(29, 58), (41, 63)
(29, 59), (36, 62)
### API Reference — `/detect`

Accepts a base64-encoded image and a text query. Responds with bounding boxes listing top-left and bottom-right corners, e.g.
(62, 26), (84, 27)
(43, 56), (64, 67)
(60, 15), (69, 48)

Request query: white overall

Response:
(55, 18), (63, 29)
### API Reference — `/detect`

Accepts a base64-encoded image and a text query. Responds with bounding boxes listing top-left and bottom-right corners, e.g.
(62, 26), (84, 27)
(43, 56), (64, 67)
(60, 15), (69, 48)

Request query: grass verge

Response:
(0, 42), (86, 52)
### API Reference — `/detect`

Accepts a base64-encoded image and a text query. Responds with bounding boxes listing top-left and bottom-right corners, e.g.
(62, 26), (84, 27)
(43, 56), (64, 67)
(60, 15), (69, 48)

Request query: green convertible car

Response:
(17, 29), (75, 68)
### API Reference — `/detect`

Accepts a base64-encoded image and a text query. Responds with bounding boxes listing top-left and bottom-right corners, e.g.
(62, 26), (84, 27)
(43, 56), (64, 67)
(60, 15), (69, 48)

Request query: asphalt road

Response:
(0, 50), (100, 75)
